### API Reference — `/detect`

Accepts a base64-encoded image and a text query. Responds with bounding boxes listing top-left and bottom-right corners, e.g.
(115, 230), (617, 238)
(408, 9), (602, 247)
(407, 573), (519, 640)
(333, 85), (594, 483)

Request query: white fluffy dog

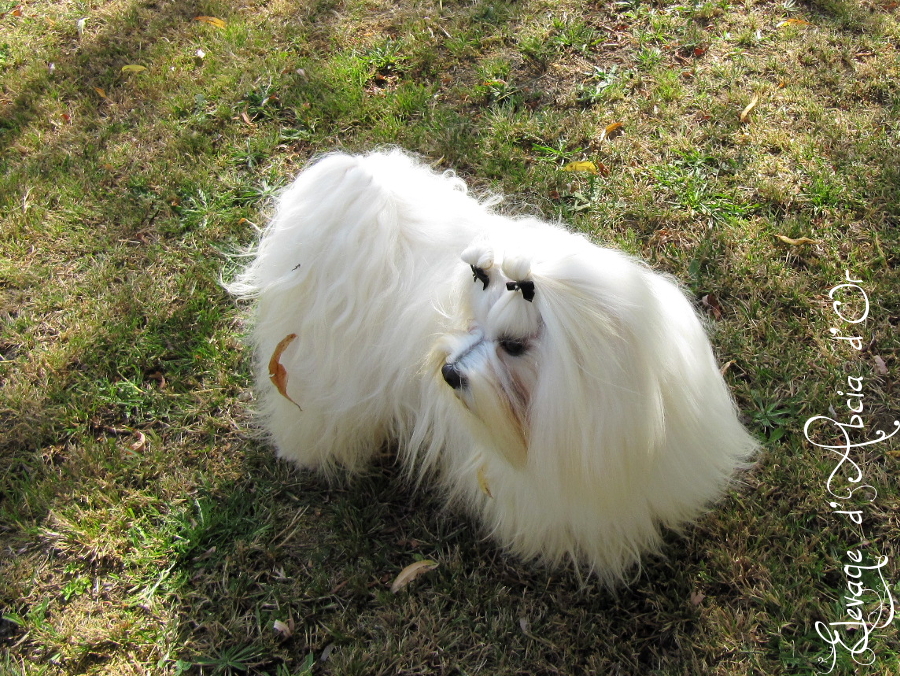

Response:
(230, 149), (757, 586)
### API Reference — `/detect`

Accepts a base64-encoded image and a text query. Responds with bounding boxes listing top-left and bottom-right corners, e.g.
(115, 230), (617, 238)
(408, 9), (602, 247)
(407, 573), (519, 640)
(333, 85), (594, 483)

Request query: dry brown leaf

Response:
(269, 334), (301, 409)
(775, 234), (817, 245)
(193, 546), (216, 561)
(701, 293), (724, 320)
(194, 15), (226, 28)
(477, 465), (493, 498)
(651, 227), (679, 245)
(601, 122), (624, 141)
(130, 431), (147, 453)
(740, 95), (759, 123)
(873, 355), (888, 376)
(390, 560), (438, 593)
(94, 86), (110, 100)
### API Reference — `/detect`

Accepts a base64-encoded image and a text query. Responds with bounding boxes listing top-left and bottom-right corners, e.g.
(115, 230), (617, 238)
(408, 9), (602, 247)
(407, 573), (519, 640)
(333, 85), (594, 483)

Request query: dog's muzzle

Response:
(441, 362), (467, 390)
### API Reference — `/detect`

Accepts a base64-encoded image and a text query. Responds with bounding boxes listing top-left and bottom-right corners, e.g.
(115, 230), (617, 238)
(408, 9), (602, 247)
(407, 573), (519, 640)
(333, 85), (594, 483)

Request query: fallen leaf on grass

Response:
(121, 65), (146, 74)
(193, 546), (216, 561)
(719, 360), (735, 376)
(269, 334), (301, 409)
(777, 18), (812, 28)
(194, 15), (226, 28)
(390, 560), (438, 593)
(701, 293), (723, 320)
(273, 619), (293, 638)
(130, 431), (147, 453)
(650, 227), (686, 246)
(600, 122), (624, 141)
(873, 355), (888, 376)
(775, 234), (817, 245)
(562, 160), (600, 174)
(740, 95), (759, 123)
(93, 86), (110, 100)
(518, 616), (559, 648)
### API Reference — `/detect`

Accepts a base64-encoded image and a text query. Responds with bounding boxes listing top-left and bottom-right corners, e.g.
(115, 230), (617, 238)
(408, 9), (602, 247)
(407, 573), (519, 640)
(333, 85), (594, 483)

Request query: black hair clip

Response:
(506, 280), (535, 302)
(471, 265), (490, 290)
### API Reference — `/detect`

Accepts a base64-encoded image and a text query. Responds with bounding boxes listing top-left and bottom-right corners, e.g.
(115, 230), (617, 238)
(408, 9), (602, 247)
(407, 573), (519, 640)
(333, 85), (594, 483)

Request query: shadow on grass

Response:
(3, 0), (199, 149)
(161, 448), (731, 674)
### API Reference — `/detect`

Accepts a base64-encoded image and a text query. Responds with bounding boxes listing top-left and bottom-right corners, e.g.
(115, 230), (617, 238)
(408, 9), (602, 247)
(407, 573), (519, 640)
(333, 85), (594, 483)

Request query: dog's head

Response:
(436, 221), (684, 476)
(436, 238), (542, 468)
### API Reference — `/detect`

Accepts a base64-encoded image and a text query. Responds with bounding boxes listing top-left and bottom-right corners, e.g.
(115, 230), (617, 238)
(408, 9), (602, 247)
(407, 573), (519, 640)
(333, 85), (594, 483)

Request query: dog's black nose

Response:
(441, 362), (466, 390)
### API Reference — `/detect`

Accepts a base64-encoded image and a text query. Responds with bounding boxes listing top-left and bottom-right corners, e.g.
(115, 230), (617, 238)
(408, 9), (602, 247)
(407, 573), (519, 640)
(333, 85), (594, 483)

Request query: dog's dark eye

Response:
(471, 265), (489, 290)
(498, 338), (528, 357)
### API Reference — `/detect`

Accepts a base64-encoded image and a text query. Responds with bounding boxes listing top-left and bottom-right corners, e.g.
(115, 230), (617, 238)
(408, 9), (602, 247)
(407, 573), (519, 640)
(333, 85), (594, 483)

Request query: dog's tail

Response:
(228, 149), (476, 300)
(227, 152), (371, 298)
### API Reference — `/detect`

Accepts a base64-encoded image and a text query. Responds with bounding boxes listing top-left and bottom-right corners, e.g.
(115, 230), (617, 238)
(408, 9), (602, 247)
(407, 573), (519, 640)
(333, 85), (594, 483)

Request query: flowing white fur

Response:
(229, 149), (758, 586)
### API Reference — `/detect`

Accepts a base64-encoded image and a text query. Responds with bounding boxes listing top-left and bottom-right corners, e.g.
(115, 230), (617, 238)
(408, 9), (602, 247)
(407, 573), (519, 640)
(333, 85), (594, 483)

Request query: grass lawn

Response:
(1, 0), (899, 673)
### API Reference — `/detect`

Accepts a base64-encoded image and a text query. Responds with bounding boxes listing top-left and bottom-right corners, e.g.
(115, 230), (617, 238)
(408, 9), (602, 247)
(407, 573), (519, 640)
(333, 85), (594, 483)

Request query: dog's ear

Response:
(522, 249), (670, 479)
